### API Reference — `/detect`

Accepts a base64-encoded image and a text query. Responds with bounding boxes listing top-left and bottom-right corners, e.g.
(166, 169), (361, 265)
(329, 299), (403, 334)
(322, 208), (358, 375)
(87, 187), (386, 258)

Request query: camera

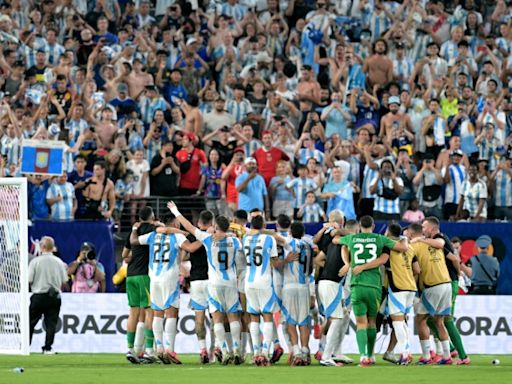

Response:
(165, 151), (173, 158)
(80, 242), (97, 261)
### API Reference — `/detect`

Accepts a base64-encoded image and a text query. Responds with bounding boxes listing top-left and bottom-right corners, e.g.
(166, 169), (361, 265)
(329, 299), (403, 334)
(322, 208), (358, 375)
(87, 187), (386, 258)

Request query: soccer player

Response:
(168, 202), (245, 365)
(408, 222), (453, 365)
(421, 217), (470, 365)
(243, 215), (287, 366)
(130, 214), (200, 364)
(280, 222), (314, 366)
(337, 215), (408, 366)
(123, 206), (156, 364)
(186, 210), (213, 364)
(382, 223), (420, 365)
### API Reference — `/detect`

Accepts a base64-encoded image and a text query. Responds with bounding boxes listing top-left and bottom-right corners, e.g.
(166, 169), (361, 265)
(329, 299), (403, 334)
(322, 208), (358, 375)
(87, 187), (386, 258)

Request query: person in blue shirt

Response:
(27, 174), (50, 220)
(93, 16), (119, 45)
(67, 154), (93, 219)
(108, 83), (139, 121)
(161, 68), (189, 106)
(235, 157), (270, 217)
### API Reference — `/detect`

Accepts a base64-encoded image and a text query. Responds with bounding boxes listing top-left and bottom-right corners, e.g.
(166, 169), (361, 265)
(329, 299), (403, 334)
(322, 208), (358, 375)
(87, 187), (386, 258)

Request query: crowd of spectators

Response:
(0, 0), (512, 224)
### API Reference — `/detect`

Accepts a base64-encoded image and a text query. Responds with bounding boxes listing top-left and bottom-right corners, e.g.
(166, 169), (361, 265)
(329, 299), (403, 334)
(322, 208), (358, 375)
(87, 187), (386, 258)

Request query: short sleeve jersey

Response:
(194, 229), (242, 287)
(139, 232), (186, 282)
(283, 238), (313, 286)
(243, 233), (278, 289)
(340, 233), (395, 289)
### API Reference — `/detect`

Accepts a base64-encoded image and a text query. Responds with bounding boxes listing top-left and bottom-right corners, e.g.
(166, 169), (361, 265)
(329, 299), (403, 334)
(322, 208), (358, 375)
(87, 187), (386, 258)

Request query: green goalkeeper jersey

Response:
(340, 233), (396, 290)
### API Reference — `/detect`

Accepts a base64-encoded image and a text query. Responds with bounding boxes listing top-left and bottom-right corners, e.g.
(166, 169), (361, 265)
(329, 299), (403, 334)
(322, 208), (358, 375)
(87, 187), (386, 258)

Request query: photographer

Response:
(150, 140), (180, 197)
(369, 159), (404, 221)
(413, 153), (444, 219)
(67, 242), (106, 293)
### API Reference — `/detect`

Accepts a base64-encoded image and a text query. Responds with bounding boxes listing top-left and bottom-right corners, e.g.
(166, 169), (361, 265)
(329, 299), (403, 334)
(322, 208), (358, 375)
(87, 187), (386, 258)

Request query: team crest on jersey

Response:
(36, 152), (49, 168)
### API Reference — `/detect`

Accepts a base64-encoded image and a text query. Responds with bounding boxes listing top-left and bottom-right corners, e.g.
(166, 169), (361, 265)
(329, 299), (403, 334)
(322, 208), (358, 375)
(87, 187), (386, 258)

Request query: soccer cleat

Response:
(320, 358), (344, 367)
(213, 347), (223, 364)
(42, 348), (57, 355)
(333, 354), (353, 364)
(429, 350), (438, 360)
(456, 357), (471, 365)
(222, 352), (233, 365)
(291, 355), (303, 366)
(431, 354), (443, 364)
(368, 356), (376, 365)
(158, 351), (172, 365)
(166, 350), (183, 365)
(140, 352), (159, 364)
(436, 358), (453, 365)
(383, 351), (398, 364)
(304, 353), (312, 366)
(126, 351), (140, 364)
(314, 351), (323, 361)
(451, 350), (459, 358)
(199, 348), (210, 364)
(358, 357), (371, 367)
(398, 354), (411, 366)
(313, 324), (322, 339)
(233, 351), (243, 365)
(270, 345), (284, 364)
(416, 357), (433, 365)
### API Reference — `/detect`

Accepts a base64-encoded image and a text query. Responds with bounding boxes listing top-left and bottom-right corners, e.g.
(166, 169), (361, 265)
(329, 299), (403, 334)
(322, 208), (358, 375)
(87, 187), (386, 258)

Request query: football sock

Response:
(319, 334), (326, 352)
(441, 340), (451, 359)
(249, 322), (260, 354)
(127, 331), (135, 350)
(165, 318), (178, 352)
(323, 318), (341, 359)
(366, 327), (377, 357)
(144, 328), (154, 352)
(214, 323), (227, 352)
(230, 321), (241, 351)
(262, 322), (273, 357)
(226, 332), (233, 353)
(134, 322), (145, 353)
(152, 317), (164, 351)
(339, 314), (351, 345)
(293, 344), (301, 356)
(445, 318), (467, 359)
(392, 321), (406, 356)
(356, 329), (368, 357)
(198, 339), (206, 350)
(272, 321), (280, 346)
(420, 340), (431, 359)
(434, 338), (443, 355)
(403, 322), (410, 354)
(241, 332), (248, 355)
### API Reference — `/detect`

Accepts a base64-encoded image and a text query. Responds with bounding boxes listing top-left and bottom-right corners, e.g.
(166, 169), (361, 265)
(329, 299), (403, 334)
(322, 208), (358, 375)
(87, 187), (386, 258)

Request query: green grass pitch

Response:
(0, 354), (510, 384)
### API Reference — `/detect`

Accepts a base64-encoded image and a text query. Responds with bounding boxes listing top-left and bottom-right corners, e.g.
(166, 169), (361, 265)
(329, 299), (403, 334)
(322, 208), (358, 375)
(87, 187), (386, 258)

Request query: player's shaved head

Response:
(277, 214), (291, 230)
(199, 210), (214, 226)
(251, 215), (265, 230)
(165, 213), (177, 227)
(291, 221), (305, 239)
(387, 222), (402, 238)
(408, 222), (423, 236)
(234, 209), (248, 222)
(359, 215), (374, 229)
(424, 216), (440, 227)
(215, 215), (230, 232)
(139, 206), (154, 221)
(344, 219), (359, 234)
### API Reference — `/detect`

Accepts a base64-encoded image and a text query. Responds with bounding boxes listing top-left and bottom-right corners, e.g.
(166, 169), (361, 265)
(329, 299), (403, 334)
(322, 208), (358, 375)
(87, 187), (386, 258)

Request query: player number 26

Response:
(245, 246), (263, 266)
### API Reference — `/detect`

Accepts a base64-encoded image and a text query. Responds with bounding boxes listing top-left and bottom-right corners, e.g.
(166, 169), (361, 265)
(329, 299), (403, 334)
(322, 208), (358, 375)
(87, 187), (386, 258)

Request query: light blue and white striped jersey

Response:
(0, 136), (21, 166)
(282, 238), (313, 286)
(286, 177), (318, 208)
(443, 164), (466, 204)
(371, 176), (404, 215)
(433, 116), (447, 146)
(243, 233), (278, 289)
(370, 12), (391, 41)
(273, 231), (291, 288)
(46, 182), (75, 220)
(225, 98), (254, 123)
(496, 37), (511, 56)
(217, 3), (247, 21)
(19, 44), (38, 69)
(139, 96), (168, 125)
(478, 137), (500, 171)
(440, 40), (459, 62)
(347, 64), (366, 91)
(139, 232), (186, 281)
(145, 139), (162, 166)
(361, 158), (386, 199)
(301, 203), (325, 223)
(244, 139), (261, 157)
(494, 168), (512, 207)
(461, 179), (488, 218)
(392, 57), (414, 83)
(194, 229), (242, 287)
(66, 118), (89, 142)
(44, 43), (65, 66)
(297, 148), (325, 166)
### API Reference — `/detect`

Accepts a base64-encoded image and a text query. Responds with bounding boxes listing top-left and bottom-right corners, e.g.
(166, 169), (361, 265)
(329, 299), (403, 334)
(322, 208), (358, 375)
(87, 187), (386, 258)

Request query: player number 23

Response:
(353, 243), (377, 265)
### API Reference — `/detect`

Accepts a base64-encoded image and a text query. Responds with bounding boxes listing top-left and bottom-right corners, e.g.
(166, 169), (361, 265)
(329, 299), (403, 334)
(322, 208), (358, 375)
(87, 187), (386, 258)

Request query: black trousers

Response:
(29, 292), (61, 351)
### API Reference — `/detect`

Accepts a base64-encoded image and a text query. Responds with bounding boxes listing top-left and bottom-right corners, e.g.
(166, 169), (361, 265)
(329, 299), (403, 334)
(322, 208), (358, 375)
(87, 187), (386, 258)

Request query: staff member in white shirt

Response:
(28, 236), (68, 354)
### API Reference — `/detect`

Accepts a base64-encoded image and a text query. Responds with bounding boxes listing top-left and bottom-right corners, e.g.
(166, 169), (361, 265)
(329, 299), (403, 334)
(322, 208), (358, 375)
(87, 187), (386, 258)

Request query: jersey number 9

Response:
(217, 250), (229, 270)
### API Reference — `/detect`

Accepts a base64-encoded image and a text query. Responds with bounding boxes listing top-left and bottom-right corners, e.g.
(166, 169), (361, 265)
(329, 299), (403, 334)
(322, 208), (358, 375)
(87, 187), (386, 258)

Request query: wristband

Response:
(132, 226), (138, 232)
(170, 206), (182, 217)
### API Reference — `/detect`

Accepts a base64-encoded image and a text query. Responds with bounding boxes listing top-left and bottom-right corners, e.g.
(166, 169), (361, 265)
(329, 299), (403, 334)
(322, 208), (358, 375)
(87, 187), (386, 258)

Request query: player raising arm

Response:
(130, 215), (201, 365)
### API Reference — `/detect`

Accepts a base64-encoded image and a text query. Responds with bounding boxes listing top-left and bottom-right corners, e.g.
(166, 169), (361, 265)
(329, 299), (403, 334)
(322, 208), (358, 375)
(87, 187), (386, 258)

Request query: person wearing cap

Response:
(46, 172), (77, 221)
(468, 235), (500, 294)
(29, 236), (68, 354)
(455, 163), (488, 221)
(489, 156), (512, 220)
(235, 157), (269, 216)
(413, 152), (444, 218)
(442, 148), (466, 219)
(379, 95), (413, 143)
(392, 42), (414, 85)
(475, 122), (501, 171)
(67, 241), (106, 293)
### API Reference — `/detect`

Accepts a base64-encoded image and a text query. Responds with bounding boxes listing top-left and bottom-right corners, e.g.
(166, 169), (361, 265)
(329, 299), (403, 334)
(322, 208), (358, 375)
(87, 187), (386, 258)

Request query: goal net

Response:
(0, 178), (29, 355)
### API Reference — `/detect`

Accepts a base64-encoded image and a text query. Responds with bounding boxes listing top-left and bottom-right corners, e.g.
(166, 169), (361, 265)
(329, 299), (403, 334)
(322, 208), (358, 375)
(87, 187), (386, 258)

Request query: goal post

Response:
(0, 177), (30, 355)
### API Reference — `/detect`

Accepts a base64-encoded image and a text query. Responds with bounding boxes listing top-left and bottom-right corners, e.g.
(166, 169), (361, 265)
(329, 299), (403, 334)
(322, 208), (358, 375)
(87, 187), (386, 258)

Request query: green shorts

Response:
(450, 280), (458, 316)
(351, 286), (382, 318)
(126, 275), (150, 308)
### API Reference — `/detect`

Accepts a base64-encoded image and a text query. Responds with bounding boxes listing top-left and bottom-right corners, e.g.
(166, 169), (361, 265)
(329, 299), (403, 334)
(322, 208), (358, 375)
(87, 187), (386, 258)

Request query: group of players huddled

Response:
(123, 202), (470, 367)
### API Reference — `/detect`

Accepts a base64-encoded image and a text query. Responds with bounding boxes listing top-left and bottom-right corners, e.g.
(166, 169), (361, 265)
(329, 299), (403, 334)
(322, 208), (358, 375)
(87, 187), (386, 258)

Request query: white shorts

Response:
(386, 289), (416, 316)
(150, 279), (180, 311)
(309, 281), (316, 298)
(317, 280), (344, 319)
(189, 280), (208, 311)
(208, 284), (241, 314)
(273, 273), (283, 310)
(281, 285), (311, 326)
(245, 287), (277, 315)
(416, 283), (452, 316)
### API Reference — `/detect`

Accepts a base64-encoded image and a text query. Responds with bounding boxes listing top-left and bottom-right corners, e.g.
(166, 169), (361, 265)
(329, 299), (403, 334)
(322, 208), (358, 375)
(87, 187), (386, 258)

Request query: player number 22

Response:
(353, 243), (377, 265)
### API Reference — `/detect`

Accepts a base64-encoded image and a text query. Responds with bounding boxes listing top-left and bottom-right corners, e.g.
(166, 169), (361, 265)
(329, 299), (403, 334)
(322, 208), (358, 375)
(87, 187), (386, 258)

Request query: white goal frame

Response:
(0, 177), (30, 355)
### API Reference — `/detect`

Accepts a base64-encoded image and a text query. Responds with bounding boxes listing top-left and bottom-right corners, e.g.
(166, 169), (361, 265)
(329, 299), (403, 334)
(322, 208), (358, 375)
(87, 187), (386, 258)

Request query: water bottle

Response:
(12, 367), (24, 373)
